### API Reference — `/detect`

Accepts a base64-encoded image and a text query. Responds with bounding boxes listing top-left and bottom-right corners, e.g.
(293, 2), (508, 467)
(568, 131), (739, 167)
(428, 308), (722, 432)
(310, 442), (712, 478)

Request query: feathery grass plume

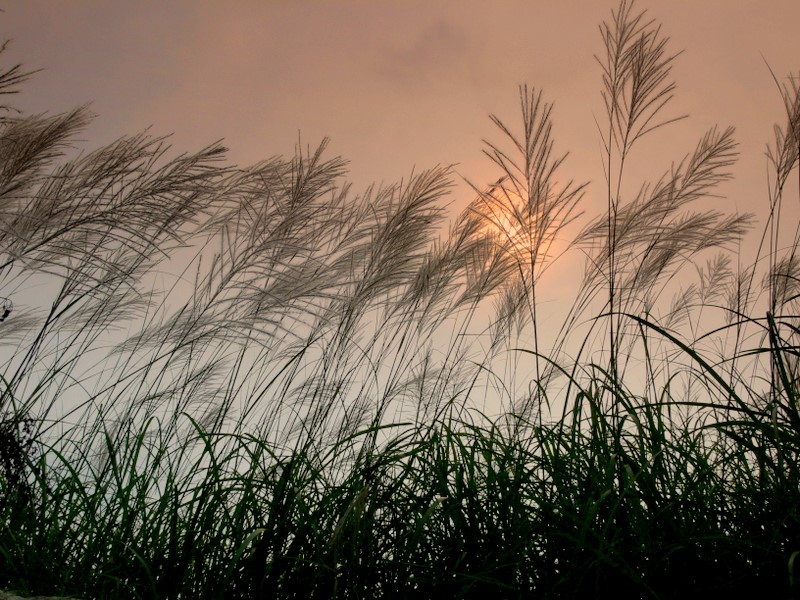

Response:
(562, 60), (754, 398)
(758, 71), (800, 460)
(466, 85), (586, 419)
(0, 132), (228, 436)
(0, 40), (36, 125)
(595, 0), (684, 383)
(0, 53), (230, 498)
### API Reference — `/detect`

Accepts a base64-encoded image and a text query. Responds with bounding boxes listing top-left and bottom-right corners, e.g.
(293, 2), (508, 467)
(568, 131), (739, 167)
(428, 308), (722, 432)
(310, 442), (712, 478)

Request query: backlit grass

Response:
(1, 2), (798, 598)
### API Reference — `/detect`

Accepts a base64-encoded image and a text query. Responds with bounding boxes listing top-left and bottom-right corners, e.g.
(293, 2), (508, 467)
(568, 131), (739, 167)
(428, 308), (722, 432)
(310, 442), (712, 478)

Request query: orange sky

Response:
(3, 0), (800, 332)
(4, 1), (797, 187)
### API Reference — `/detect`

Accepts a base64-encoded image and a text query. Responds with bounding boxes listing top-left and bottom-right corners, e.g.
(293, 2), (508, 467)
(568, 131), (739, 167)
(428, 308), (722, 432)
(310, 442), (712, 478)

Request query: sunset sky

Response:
(3, 1), (800, 328)
(3, 6), (798, 587)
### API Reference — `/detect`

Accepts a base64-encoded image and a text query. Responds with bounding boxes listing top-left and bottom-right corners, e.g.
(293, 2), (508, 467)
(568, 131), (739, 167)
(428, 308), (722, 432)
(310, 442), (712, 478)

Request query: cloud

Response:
(375, 18), (483, 93)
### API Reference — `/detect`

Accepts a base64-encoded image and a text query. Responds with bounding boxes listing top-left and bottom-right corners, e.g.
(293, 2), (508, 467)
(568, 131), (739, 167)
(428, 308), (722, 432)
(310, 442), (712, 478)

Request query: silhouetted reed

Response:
(1, 2), (799, 597)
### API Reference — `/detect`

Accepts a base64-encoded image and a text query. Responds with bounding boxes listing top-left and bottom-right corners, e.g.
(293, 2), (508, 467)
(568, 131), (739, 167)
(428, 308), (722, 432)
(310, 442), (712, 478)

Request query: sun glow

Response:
(470, 183), (552, 273)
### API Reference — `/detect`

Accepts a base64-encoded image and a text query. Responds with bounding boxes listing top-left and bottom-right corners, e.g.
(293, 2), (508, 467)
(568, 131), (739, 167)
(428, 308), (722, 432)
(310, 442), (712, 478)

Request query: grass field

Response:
(1, 2), (799, 598)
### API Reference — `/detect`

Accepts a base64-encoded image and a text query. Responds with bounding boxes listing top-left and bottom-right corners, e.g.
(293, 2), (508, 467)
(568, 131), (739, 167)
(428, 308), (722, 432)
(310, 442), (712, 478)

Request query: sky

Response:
(3, 0), (800, 341)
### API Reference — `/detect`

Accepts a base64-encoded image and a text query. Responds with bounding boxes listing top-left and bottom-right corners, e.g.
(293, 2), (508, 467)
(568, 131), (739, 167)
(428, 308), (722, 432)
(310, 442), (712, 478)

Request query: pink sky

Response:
(4, 1), (797, 188)
(3, 0), (800, 331)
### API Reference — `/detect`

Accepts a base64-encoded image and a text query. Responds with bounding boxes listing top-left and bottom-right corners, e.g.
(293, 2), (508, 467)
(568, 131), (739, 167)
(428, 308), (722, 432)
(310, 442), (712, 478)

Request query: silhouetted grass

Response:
(1, 1), (799, 598)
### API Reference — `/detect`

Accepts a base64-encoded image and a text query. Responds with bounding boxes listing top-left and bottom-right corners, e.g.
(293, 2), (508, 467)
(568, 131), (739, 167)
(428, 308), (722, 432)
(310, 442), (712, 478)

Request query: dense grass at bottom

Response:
(2, 378), (798, 600)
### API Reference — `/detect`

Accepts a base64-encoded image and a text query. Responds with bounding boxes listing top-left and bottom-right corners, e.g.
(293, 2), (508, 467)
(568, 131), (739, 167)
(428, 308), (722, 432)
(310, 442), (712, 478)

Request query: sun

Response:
(470, 184), (545, 270)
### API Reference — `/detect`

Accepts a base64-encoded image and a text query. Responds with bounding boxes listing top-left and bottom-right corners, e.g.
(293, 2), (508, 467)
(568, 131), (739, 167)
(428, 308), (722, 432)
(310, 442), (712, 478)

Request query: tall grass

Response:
(1, 1), (799, 598)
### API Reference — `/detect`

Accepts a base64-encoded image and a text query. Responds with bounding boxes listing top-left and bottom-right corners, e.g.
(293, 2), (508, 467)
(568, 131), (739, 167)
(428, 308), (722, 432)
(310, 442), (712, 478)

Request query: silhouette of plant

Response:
(0, 2), (798, 598)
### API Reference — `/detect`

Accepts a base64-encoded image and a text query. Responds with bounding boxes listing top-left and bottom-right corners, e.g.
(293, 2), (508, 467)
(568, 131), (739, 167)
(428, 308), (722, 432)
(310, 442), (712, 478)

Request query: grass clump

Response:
(1, 1), (799, 598)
